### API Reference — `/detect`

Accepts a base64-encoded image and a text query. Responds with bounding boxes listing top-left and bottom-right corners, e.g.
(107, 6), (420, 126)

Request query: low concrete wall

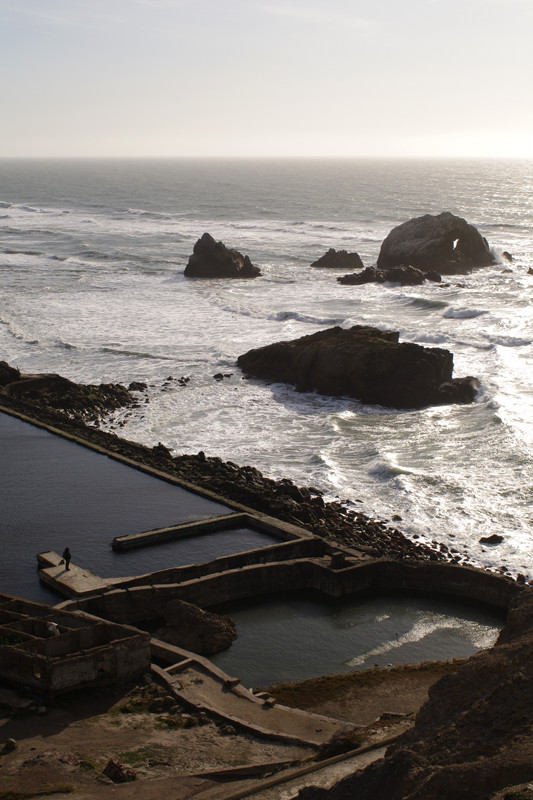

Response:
(66, 557), (522, 628)
(117, 536), (327, 590)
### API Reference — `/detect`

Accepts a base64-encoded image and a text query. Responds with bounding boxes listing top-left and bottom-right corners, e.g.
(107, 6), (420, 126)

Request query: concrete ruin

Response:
(0, 594), (150, 694)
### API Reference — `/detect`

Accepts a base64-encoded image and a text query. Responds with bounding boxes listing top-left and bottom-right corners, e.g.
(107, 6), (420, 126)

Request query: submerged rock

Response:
(338, 264), (430, 286)
(184, 232), (261, 278)
(377, 212), (496, 275)
(311, 249), (364, 270)
(238, 325), (479, 409)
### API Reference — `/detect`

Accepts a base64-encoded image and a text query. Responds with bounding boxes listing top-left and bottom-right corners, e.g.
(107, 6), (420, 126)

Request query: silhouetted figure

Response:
(62, 546), (71, 571)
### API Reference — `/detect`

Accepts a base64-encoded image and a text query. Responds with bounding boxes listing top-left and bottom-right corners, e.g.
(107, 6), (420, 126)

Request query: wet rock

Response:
(0, 361), (20, 386)
(479, 534), (505, 545)
(338, 264), (426, 286)
(377, 212), (496, 274)
(184, 232), (261, 278)
(311, 248), (364, 270)
(238, 325), (478, 410)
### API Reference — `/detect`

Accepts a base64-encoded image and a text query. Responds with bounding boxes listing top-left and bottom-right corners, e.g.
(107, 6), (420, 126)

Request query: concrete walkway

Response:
(151, 639), (351, 749)
(37, 551), (134, 597)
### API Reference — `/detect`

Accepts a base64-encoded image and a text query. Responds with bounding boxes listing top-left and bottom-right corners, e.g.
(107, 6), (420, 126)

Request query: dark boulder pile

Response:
(0, 360), (135, 425)
(184, 232), (261, 278)
(338, 264), (442, 286)
(377, 212), (496, 275)
(238, 325), (478, 410)
(311, 249), (364, 270)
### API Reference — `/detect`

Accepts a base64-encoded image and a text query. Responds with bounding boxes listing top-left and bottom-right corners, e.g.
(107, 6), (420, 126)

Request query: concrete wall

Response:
(69, 557), (522, 628)
(0, 594), (152, 694)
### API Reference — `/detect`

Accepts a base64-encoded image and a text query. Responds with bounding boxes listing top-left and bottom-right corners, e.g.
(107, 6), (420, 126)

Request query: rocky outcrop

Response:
(184, 232), (261, 278)
(238, 325), (478, 410)
(298, 592), (533, 800)
(311, 249), (364, 270)
(377, 212), (496, 275)
(338, 265), (436, 286)
(155, 598), (237, 655)
(0, 360), (20, 386)
(0, 361), (135, 425)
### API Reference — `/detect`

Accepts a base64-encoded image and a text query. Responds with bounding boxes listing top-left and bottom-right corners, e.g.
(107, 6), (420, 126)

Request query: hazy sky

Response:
(1, 0), (532, 158)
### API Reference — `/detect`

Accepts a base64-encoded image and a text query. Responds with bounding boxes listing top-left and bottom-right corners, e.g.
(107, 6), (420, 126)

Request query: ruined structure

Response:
(0, 594), (150, 694)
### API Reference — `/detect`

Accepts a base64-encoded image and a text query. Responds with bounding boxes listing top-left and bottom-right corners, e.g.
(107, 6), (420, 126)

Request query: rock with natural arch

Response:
(377, 212), (496, 275)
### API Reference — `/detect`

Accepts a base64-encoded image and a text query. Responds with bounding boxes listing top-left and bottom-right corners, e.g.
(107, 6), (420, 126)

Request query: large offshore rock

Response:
(377, 212), (496, 275)
(237, 325), (478, 409)
(311, 249), (364, 270)
(184, 232), (261, 278)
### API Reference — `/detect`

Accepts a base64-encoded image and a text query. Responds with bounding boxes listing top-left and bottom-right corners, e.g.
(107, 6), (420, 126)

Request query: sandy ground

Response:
(0, 664), (454, 799)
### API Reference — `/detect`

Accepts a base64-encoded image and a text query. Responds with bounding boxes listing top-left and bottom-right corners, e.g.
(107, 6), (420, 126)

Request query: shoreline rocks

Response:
(184, 232), (261, 278)
(0, 377), (445, 563)
(0, 361), (136, 425)
(377, 212), (496, 275)
(338, 264), (441, 286)
(238, 325), (479, 410)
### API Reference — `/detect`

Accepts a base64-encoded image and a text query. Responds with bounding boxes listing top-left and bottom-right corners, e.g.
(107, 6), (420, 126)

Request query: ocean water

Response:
(1, 158), (532, 578)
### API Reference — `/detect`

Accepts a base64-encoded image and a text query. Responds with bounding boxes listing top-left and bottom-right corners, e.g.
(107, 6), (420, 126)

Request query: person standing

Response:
(62, 546), (71, 571)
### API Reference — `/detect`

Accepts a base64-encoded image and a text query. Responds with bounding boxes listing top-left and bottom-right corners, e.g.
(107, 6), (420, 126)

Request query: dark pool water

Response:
(0, 413), (280, 602)
(210, 591), (504, 688)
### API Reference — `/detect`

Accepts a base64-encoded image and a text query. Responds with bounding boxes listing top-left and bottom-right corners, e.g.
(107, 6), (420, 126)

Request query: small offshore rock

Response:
(479, 533), (505, 545)
(338, 264), (426, 286)
(311, 248), (364, 270)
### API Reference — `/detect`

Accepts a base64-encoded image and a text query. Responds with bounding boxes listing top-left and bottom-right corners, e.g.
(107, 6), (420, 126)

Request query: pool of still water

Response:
(210, 591), (504, 688)
(0, 413), (281, 603)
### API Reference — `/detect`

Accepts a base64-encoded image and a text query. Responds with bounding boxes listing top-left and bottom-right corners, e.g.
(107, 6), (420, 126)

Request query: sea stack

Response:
(184, 232), (261, 278)
(377, 212), (496, 275)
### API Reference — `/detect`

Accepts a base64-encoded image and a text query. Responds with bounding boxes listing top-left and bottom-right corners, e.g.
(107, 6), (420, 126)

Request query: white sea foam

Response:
(443, 307), (488, 319)
(1, 158), (532, 578)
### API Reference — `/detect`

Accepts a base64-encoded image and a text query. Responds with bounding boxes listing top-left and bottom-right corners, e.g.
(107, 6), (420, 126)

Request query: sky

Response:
(1, 0), (533, 158)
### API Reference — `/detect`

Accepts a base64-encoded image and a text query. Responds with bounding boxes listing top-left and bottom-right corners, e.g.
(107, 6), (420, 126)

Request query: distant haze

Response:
(1, 0), (533, 158)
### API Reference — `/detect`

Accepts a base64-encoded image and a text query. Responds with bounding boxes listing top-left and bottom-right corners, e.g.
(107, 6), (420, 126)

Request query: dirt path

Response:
(0, 662), (458, 799)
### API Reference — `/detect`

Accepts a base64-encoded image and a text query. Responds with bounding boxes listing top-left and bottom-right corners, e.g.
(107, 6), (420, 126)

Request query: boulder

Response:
(338, 265), (427, 286)
(377, 212), (496, 275)
(156, 598), (237, 655)
(0, 361), (20, 387)
(311, 249), (364, 270)
(184, 232), (261, 278)
(237, 325), (478, 410)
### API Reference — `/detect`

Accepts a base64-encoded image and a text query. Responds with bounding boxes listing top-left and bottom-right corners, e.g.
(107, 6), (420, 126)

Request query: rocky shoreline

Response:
(0, 362), (446, 564)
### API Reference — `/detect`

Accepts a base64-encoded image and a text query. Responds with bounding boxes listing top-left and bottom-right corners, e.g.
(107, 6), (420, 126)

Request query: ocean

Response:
(1, 157), (532, 579)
